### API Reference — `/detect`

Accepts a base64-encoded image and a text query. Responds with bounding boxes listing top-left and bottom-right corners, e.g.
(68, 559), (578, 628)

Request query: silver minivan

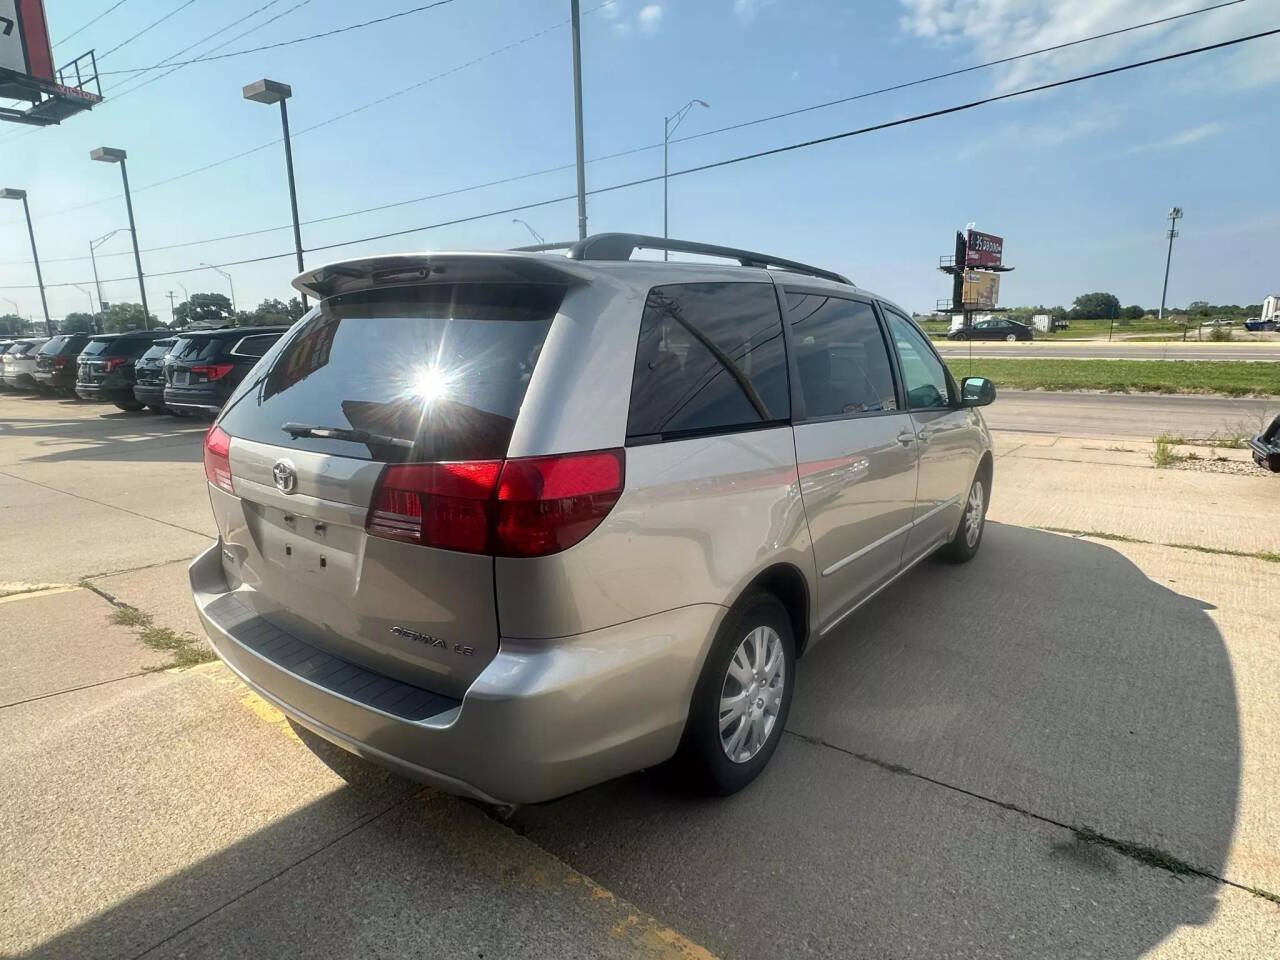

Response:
(190, 234), (995, 806)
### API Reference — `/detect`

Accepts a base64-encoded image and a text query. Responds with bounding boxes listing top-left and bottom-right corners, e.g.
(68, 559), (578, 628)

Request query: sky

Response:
(0, 0), (1277, 327)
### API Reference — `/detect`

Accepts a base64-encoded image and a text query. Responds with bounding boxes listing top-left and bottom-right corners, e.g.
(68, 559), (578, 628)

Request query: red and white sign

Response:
(965, 230), (1004, 268)
(0, 0), (55, 83)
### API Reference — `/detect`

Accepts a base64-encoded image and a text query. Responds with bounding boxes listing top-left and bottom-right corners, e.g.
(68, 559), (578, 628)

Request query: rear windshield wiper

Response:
(281, 422), (414, 449)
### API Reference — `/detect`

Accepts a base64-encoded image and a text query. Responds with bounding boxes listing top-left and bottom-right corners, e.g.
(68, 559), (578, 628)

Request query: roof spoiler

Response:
(292, 252), (594, 301)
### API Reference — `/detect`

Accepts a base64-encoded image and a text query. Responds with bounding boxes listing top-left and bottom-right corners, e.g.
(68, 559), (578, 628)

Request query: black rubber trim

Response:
(205, 592), (461, 722)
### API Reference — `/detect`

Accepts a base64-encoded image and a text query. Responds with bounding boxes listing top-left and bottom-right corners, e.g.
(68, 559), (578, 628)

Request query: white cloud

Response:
(734, 0), (776, 23)
(897, 0), (1280, 94)
(956, 105), (1118, 159)
(1123, 121), (1227, 154)
(598, 0), (622, 19)
(636, 4), (663, 33)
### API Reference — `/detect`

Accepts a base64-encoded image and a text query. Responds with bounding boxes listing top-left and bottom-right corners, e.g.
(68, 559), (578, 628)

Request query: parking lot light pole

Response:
(89, 229), (126, 328)
(662, 99), (709, 259)
(512, 218), (545, 245)
(72, 283), (95, 317)
(201, 262), (236, 313)
(1, 188), (53, 336)
(243, 79), (307, 309)
(90, 148), (150, 330)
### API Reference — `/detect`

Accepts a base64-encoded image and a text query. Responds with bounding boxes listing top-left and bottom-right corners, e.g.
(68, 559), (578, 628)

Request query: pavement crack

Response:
(129, 788), (427, 960)
(0, 469), (216, 541)
(0, 672), (151, 710)
(784, 729), (1280, 904)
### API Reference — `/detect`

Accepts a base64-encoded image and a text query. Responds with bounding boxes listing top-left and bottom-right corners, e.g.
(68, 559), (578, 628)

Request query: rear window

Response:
(140, 340), (174, 361)
(218, 283), (563, 462)
(37, 336), (71, 356)
(626, 282), (790, 442)
(170, 336), (228, 363)
(79, 338), (115, 357)
(7, 342), (35, 356)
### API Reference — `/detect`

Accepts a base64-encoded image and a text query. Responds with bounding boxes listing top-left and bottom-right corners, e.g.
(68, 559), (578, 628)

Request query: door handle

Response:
(896, 431), (915, 447)
(918, 430), (934, 444)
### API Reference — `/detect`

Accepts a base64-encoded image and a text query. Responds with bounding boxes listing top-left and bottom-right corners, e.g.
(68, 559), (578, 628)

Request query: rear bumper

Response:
(190, 541), (721, 805)
(75, 383), (134, 403)
(165, 386), (224, 413)
(34, 369), (74, 389)
(134, 383), (166, 405)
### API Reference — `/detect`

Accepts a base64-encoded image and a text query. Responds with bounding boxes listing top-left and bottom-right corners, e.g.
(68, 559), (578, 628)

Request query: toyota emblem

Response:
(272, 460), (297, 494)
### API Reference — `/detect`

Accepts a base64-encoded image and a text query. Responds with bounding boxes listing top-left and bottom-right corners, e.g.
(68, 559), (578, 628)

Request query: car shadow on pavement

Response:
(14, 525), (1243, 960)
(513, 523), (1243, 958)
(0, 409), (206, 464)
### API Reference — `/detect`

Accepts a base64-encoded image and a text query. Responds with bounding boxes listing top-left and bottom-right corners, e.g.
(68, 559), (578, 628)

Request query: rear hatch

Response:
(212, 281), (567, 697)
(36, 335), (81, 375)
(166, 334), (230, 390)
(76, 337), (124, 386)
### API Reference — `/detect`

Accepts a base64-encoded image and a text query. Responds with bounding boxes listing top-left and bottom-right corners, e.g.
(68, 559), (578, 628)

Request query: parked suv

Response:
(75, 331), (169, 409)
(189, 235), (996, 807)
(33, 333), (91, 393)
(1, 337), (49, 390)
(133, 337), (175, 411)
(165, 327), (288, 416)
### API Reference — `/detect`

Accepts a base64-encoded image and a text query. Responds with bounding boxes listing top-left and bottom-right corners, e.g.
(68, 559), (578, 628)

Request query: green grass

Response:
(1150, 436), (1178, 468)
(107, 603), (214, 669)
(1040, 527), (1280, 564)
(943, 358), (1280, 397)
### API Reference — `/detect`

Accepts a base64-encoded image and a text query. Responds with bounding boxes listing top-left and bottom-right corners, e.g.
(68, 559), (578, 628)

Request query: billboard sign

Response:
(962, 270), (1000, 309)
(965, 230), (1004, 268)
(0, 0), (54, 83)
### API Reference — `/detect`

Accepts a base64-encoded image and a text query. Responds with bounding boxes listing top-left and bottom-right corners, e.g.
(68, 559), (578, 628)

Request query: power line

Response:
(11, 25), (1277, 292)
(98, 0), (202, 60)
(0, 0), (1251, 258)
(98, 0), (461, 75)
(52, 0), (131, 49)
(102, 0), (289, 96)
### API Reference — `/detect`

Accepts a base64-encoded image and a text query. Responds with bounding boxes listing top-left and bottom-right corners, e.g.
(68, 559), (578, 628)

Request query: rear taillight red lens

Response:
(104, 356), (131, 372)
(52, 355), (69, 367)
(366, 449), (624, 558)
(203, 425), (234, 493)
(191, 363), (234, 381)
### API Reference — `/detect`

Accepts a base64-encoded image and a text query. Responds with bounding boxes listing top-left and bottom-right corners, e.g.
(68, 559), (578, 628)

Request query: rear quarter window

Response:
(626, 282), (790, 442)
(218, 283), (563, 462)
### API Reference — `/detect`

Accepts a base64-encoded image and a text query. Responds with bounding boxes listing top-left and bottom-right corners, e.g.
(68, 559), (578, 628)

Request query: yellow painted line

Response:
(0, 584), (80, 604)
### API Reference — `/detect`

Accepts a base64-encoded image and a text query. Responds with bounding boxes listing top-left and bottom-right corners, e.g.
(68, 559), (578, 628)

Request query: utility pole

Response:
(570, 0), (587, 240)
(1159, 206), (1183, 337)
(168, 291), (177, 326)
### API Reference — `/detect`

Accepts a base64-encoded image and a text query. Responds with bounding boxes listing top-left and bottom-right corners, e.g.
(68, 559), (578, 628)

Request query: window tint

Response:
(785, 293), (897, 418)
(170, 336), (226, 363)
(626, 282), (788, 440)
(231, 334), (280, 359)
(79, 338), (115, 357)
(37, 336), (70, 356)
(219, 283), (562, 462)
(140, 341), (174, 361)
(885, 310), (952, 410)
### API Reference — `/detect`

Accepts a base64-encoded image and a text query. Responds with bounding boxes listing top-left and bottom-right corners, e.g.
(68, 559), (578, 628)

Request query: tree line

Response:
(0, 293), (307, 336)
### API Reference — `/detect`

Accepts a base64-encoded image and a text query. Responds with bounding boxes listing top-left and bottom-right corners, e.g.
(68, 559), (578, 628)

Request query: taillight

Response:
(366, 449), (624, 558)
(104, 356), (131, 372)
(203, 425), (234, 493)
(52, 354), (69, 367)
(191, 363), (234, 381)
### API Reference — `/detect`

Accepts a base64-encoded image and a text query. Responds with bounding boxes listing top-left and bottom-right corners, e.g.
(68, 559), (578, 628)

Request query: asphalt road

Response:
(3, 391), (1277, 959)
(936, 341), (1280, 361)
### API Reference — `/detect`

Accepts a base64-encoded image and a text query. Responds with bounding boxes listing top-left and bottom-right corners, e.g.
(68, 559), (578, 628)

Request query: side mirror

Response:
(960, 376), (996, 407)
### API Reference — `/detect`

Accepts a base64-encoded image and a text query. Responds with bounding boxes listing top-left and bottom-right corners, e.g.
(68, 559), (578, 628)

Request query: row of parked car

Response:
(0, 325), (288, 416)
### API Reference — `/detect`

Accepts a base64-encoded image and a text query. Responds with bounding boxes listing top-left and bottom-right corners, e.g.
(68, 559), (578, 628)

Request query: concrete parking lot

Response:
(2, 389), (1277, 959)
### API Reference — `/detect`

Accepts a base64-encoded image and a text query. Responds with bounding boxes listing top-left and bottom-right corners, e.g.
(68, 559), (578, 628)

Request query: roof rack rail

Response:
(541, 233), (851, 286)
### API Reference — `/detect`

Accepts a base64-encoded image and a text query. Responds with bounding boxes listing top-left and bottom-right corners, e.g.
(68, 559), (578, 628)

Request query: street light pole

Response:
(570, 0), (587, 241)
(512, 218), (545, 245)
(201, 262), (236, 313)
(0, 189), (53, 336)
(90, 148), (150, 330)
(661, 99), (709, 260)
(243, 80), (308, 309)
(73, 284), (95, 317)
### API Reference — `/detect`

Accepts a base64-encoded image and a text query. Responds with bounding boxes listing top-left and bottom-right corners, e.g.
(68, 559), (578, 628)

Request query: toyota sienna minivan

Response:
(190, 234), (995, 807)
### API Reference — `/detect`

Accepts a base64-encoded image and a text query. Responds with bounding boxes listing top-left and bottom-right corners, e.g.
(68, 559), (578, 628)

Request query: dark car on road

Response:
(164, 326), (288, 416)
(75, 331), (170, 409)
(132, 337), (176, 411)
(947, 317), (1034, 342)
(33, 333), (91, 393)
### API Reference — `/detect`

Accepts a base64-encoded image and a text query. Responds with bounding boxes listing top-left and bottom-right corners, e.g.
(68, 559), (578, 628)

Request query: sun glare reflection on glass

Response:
(412, 365), (453, 403)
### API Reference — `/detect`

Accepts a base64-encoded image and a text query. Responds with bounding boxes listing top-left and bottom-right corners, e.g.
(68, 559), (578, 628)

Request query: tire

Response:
(675, 591), (795, 795)
(951, 332), (967, 341)
(942, 469), (989, 563)
(114, 399), (145, 411)
(1004, 333), (1018, 342)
